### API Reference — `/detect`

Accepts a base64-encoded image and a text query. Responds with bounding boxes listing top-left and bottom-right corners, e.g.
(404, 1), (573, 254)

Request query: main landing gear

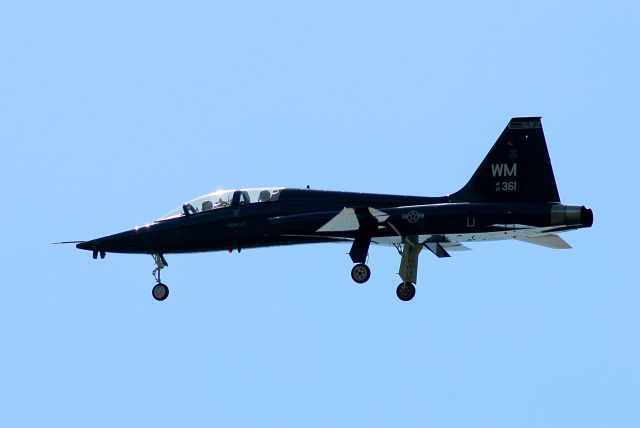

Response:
(152, 253), (169, 301)
(350, 263), (371, 284)
(395, 236), (421, 302)
(396, 282), (416, 301)
(348, 259), (417, 301)
(347, 235), (422, 301)
(349, 230), (373, 285)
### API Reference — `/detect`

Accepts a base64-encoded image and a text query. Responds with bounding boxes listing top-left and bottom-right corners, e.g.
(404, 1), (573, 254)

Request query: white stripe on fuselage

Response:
(285, 225), (565, 248)
(370, 226), (562, 246)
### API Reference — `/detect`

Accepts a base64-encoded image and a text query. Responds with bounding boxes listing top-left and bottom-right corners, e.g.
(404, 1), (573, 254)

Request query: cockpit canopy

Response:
(158, 188), (283, 221)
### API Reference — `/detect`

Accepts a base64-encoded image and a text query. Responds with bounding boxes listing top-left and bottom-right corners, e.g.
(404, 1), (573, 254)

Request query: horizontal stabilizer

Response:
(441, 242), (472, 252)
(516, 234), (571, 249)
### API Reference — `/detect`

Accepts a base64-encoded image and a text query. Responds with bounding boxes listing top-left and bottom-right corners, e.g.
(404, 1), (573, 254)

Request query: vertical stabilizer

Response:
(450, 117), (560, 203)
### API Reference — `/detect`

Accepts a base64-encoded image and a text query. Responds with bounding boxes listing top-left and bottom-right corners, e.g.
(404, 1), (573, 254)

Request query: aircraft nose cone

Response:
(76, 241), (90, 250)
(75, 227), (160, 254)
(75, 235), (118, 252)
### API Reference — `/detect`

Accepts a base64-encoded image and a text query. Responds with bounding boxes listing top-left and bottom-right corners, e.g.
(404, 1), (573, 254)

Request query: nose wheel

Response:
(152, 283), (169, 301)
(151, 253), (169, 301)
(350, 263), (371, 284)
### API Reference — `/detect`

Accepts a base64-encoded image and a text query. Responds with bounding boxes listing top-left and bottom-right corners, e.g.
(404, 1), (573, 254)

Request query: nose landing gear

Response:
(152, 253), (169, 301)
(152, 283), (169, 301)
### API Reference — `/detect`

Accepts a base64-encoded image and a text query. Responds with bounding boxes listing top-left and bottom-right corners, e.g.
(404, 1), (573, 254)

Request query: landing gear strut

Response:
(348, 229), (373, 285)
(396, 236), (422, 301)
(152, 253), (169, 301)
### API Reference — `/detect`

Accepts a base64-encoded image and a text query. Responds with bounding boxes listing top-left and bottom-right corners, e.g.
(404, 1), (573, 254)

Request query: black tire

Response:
(396, 282), (416, 301)
(351, 264), (371, 284)
(152, 283), (169, 301)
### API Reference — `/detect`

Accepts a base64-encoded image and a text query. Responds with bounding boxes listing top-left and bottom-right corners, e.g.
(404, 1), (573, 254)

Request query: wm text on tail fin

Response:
(451, 117), (561, 203)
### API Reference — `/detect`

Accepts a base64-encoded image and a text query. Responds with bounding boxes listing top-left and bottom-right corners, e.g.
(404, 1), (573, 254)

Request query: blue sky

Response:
(1, 1), (638, 427)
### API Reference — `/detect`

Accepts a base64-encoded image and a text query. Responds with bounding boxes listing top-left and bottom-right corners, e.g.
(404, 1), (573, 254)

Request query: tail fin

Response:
(450, 117), (560, 203)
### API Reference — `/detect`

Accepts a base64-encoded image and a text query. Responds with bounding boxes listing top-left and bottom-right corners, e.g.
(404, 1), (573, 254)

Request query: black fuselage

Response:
(76, 188), (593, 255)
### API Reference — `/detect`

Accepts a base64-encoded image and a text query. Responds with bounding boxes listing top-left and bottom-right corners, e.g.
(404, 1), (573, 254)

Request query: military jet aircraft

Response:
(75, 117), (593, 302)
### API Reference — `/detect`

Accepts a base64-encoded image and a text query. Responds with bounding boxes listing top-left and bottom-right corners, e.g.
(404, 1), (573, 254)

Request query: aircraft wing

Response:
(316, 207), (389, 232)
(516, 234), (572, 249)
(271, 207), (473, 257)
(316, 208), (360, 232)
